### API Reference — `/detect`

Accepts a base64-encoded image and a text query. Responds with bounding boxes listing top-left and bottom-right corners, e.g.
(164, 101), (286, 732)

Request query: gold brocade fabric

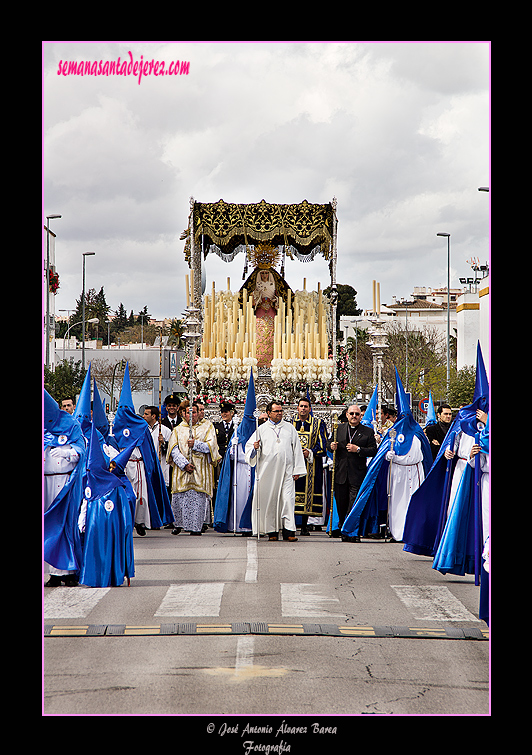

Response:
(256, 309), (276, 367)
(192, 199), (334, 258)
(167, 420), (221, 497)
(239, 267), (293, 309)
(293, 417), (327, 516)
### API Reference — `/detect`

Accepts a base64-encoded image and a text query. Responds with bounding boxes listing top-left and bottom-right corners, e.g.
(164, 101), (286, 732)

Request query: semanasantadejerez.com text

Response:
(57, 51), (190, 85)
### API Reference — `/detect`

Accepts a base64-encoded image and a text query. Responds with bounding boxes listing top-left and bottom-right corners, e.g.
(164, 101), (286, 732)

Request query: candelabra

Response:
(368, 318), (389, 434)
(182, 301), (202, 448)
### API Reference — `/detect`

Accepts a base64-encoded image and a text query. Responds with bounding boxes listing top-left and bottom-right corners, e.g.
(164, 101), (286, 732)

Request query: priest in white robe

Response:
(245, 401), (307, 541)
(167, 403), (221, 535)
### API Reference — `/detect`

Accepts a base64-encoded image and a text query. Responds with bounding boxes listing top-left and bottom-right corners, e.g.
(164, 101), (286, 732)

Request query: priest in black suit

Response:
(329, 404), (377, 537)
(213, 401), (237, 460)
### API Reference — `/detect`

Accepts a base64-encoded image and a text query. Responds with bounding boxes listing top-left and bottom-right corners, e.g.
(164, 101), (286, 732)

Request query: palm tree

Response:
(168, 319), (186, 350)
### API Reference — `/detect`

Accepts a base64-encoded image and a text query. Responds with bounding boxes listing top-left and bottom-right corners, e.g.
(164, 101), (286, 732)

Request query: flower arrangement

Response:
(49, 269), (60, 294)
(180, 348), (347, 405)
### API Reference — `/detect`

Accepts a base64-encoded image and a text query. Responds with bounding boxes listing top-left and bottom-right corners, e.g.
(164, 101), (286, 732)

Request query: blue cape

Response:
(432, 413), (489, 584)
(43, 390), (86, 572)
(341, 369), (433, 538)
(214, 369), (256, 532)
(79, 422), (136, 587)
(111, 363), (173, 527)
(402, 342), (489, 558)
(431, 444), (478, 578)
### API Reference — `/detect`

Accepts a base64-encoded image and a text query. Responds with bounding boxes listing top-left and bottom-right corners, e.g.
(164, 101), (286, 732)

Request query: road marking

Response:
(245, 538), (258, 583)
(44, 623), (489, 640)
(154, 583), (224, 617)
(235, 635), (254, 675)
(44, 587), (111, 619)
(391, 585), (480, 622)
(280, 583), (344, 618)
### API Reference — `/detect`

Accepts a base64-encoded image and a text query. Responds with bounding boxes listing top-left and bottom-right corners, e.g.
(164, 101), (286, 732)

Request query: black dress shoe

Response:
(62, 576), (79, 587)
(45, 575), (63, 587)
(135, 523), (147, 536)
(171, 527), (182, 535)
(300, 527), (310, 536)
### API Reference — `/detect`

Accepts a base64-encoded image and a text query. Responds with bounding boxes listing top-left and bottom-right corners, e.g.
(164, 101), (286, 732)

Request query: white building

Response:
(456, 275), (489, 371)
(339, 280), (489, 374)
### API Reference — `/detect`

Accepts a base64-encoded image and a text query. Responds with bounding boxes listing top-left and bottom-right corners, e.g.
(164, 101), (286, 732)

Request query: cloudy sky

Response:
(43, 41), (490, 322)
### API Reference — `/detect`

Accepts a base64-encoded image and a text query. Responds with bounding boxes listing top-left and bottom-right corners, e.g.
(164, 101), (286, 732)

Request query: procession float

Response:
(178, 197), (353, 430)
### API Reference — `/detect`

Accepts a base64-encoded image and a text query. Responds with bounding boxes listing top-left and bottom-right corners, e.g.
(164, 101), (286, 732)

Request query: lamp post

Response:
(437, 233), (451, 400)
(45, 214), (61, 369)
(82, 252), (96, 372)
(62, 317), (98, 361)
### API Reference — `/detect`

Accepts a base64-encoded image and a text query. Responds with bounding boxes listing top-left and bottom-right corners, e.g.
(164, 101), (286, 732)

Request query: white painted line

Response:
(281, 583), (344, 618)
(391, 585), (480, 622)
(154, 583), (224, 617)
(235, 635), (254, 675)
(245, 538), (258, 583)
(44, 587), (111, 619)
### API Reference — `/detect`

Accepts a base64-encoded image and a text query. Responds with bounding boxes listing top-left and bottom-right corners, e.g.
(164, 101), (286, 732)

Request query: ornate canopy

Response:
(184, 198), (336, 264)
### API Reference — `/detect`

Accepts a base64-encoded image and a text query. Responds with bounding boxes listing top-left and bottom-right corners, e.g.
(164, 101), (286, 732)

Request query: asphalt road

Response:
(43, 526), (489, 721)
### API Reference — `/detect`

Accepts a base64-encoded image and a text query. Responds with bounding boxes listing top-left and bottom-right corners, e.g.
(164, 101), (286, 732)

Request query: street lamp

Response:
(437, 232), (451, 400)
(82, 252), (96, 372)
(45, 214), (62, 369)
(62, 318), (98, 361)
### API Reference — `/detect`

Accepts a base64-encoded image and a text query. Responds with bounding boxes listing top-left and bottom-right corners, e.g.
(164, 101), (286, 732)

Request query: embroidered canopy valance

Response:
(184, 198), (335, 263)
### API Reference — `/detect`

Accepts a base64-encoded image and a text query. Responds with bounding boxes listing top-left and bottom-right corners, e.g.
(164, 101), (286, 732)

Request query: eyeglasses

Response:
(269, 409), (283, 413)
(347, 411), (361, 416)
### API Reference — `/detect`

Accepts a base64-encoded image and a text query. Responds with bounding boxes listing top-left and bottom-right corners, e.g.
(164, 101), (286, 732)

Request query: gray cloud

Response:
(43, 41), (489, 320)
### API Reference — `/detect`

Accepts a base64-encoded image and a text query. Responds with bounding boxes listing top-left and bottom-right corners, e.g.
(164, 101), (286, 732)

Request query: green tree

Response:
(113, 302), (129, 332)
(448, 365), (476, 407)
(44, 358), (86, 403)
(168, 319), (185, 349)
(383, 323), (448, 403)
(69, 286), (111, 340)
(323, 284), (362, 329)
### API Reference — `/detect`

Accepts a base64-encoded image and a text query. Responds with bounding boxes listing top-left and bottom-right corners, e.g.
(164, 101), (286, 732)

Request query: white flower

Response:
(317, 358), (334, 384)
(196, 357), (211, 385)
(211, 356), (226, 381)
(226, 357), (241, 382)
(270, 358), (284, 384)
(242, 356), (257, 379)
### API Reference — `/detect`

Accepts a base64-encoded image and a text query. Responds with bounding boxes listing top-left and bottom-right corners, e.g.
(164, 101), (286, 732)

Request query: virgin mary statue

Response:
(239, 244), (293, 368)
(252, 268), (279, 366)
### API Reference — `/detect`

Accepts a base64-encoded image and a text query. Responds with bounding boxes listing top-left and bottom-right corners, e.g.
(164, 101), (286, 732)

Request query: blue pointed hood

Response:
(395, 368), (411, 419)
(388, 368), (418, 456)
(460, 343), (489, 435)
(44, 389), (85, 451)
(425, 391), (437, 427)
(118, 361), (134, 410)
(85, 421), (122, 501)
(237, 365), (258, 450)
(92, 378), (109, 439)
(361, 385), (378, 429)
(44, 389), (60, 431)
(112, 362), (150, 448)
(73, 363), (92, 436)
